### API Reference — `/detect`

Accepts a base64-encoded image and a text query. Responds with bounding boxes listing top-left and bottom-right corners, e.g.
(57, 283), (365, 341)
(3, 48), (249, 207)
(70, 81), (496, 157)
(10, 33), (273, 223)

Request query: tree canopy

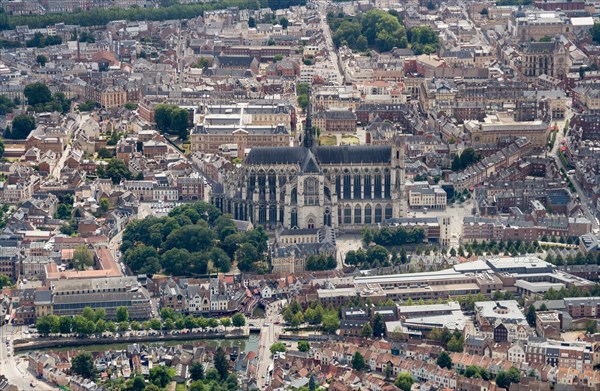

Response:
(97, 158), (133, 184)
(154, 103), (191, 139)
(122, 202), (268, 276)
(395, 372), (414, 391)
(73, 245), (94, 270)
(7, 114), (35, 139)
(0, 95), (16, 115)
(24, 82), (52, 106)
(0, 0), (306, 30)
(328, 10), (407, 52)
(451, 148), (482, 171)
(71, 352), (96, 379)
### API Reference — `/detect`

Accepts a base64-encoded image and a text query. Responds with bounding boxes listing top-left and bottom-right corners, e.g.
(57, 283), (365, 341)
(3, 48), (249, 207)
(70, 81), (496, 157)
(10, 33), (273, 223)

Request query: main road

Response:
(255, 300), (284, 389)
(0, 324), (54, 390)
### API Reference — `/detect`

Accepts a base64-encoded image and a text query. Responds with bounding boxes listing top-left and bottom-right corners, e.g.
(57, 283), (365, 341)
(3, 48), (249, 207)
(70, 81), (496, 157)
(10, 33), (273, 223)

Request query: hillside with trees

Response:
(0, 0), (306, 30)
(121, 202), (268, 276)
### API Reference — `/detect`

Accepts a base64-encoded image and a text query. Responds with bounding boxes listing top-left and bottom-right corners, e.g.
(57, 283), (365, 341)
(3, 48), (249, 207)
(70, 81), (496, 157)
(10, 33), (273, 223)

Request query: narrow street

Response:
(316, 0), (343, 85)
(49, 113), (93, 180)
(548, 106), (599, 231)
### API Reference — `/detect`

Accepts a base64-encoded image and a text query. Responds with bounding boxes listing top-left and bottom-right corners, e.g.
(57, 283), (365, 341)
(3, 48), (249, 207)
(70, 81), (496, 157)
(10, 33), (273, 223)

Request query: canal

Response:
(19, 335), (260, 355)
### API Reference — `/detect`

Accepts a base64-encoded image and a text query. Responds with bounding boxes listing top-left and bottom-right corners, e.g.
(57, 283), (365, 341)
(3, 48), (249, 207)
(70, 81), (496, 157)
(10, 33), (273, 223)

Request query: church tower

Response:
(392, 135), (406, 218)
(303, 86), (314, 149)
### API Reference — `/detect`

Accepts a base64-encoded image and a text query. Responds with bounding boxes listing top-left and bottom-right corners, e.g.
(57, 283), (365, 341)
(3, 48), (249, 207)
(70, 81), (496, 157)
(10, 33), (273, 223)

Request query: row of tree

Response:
(541, 285), (600, 301)
(305, 254), (337, 271)
(545, 251), (600, 266)
(281, 300), (341, 333)
(0, 0), (306, 30)
(121, 201), (268, 276)
(36, 306), (246, 336)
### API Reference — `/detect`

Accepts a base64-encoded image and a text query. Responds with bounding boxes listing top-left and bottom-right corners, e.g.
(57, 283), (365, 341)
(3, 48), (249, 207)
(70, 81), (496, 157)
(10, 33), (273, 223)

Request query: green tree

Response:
(0, 274), (11, 289)
(124, 244), (161, 276)
(437, 351), (452, 369)
(82, 307), (95, 321)
(0, 96), (17, 116)
(297, 94), (309, 110)
(97, 147), (113, 159)
(321, 312), (340, 334)
(592, 22), (600, 44)
(361, 322), (373, 338)
(290, 311), (304, 328)
(149, 366), (174, 388)
(170, 107), (190, 139)
(448, 335), (464, 352)
(73, 245), (94, 270)
(36, 54), (48, 67)
(395, 372), (414, 391)
(99, 197), (110, 213)
(116, 306), (129, 323)
(9, 114), (35, 139)
(71, 352), (96, 379)
(248, 17), (256, 28)
(526, 304), (536, 327)
(279, 17), (288, 28)
(372, 313), (385, 337)
(232, 312), (246, 328)
(59, 316), (72, 334)
(351, 351), (366, 371)
(97, 158), (132, 184)
(220, 317), (231, 328)
(585, 320), (597, 334)
(150, 318), (162, 330)
(36, 315), (52, 336)
(355, 35), (368, 51)
(270, 342), (287, 355)
(298, 340), (310, 352)
(131, 376), (146, 391)
(213, 347), (229, 380)
(189, 362), (205, 381)
(236, 243), (259, 271)
(24, 82), (52, 105)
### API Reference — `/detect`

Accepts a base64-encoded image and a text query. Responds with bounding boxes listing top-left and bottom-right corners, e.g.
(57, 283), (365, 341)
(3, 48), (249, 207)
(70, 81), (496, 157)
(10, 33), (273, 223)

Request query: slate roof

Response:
(216, 55), (256, 68)
(244, 145), (392, 166)
(523, 42), (558, 53)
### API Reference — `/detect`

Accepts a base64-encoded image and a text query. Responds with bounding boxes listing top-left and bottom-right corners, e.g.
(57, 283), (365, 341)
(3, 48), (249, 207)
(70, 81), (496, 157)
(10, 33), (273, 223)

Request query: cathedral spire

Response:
(303, 86), (313, 149)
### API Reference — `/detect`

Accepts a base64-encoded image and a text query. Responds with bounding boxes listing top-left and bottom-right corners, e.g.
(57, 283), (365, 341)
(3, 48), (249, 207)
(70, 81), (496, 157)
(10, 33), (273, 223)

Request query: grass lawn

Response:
(319, 135), (337, 146)
(175, 383), (186, 391)
(341, 135), (359, 145)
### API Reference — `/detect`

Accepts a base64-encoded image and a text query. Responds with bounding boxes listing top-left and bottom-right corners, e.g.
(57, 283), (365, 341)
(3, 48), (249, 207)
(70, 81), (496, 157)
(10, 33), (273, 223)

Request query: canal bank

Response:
(14, 330), (260, 353)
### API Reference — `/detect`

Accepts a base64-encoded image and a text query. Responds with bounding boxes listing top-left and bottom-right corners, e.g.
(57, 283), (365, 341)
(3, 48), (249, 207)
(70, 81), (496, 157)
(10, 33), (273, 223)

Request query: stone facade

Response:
(214, 106), (406, 230)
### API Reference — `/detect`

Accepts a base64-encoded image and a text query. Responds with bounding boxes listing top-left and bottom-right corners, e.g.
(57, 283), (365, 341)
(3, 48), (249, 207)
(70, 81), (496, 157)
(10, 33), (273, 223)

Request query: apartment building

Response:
(313, 109), (357, 134)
